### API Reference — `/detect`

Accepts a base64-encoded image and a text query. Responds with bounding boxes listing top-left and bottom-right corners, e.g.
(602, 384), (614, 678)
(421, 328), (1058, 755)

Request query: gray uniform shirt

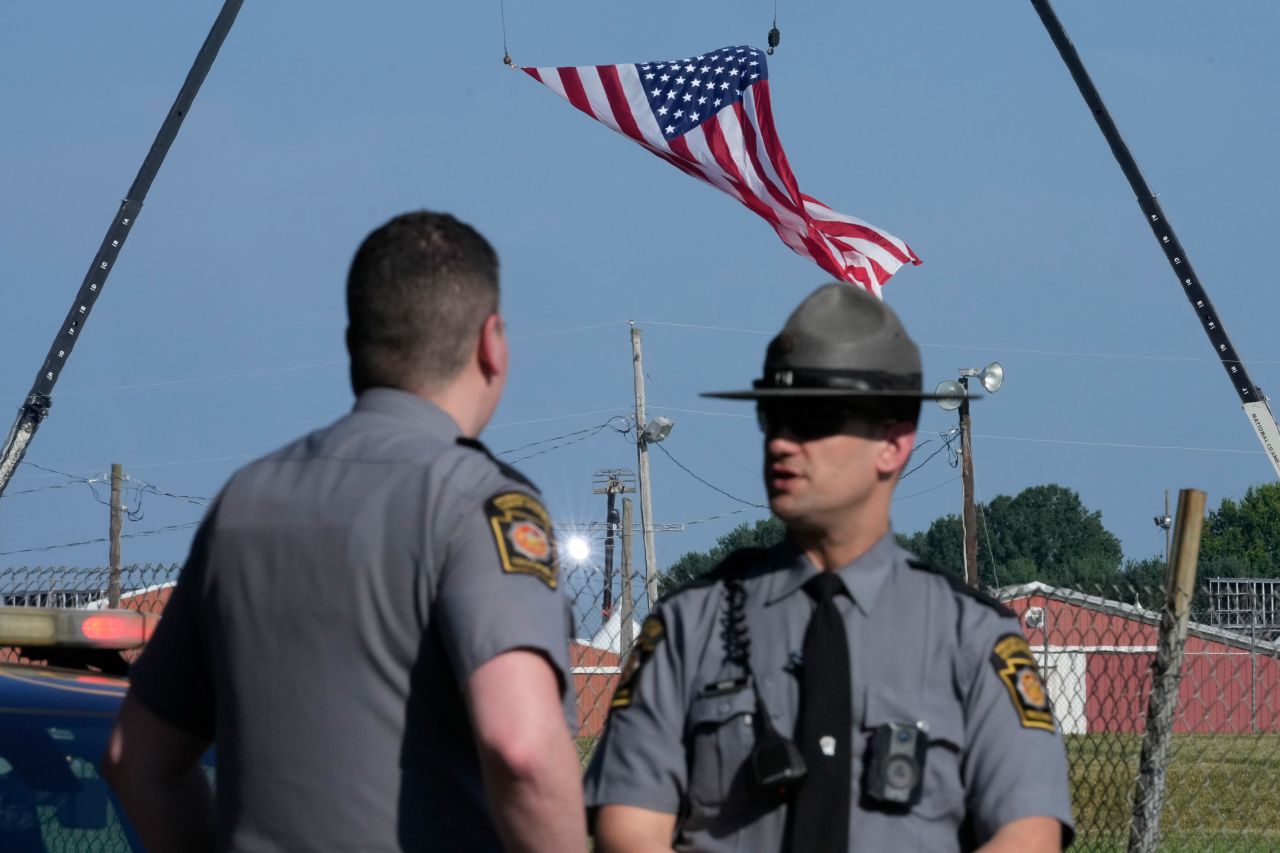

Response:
(130, 388), (575, 853)
(585, 534), (1074, 852)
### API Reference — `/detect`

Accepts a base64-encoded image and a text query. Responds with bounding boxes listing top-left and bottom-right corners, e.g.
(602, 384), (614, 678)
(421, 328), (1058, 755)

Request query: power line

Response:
(0, 480), (84, 498)
(636, 320), (771, 336)
(0, 522), (200, 558)
(134, 481), (212, 507)
(500, 419), (630, 465)
(488, 407), (633, 431)
(634, 320), (1280, 365)
(894, 475), (961, 502)
(495, 418), (630, 458)
(13, 327), (1280, 412)
(508, 321), (628, 341)
(924, 342), (1280, 366)
(974, 482), (1002, 589)
(899, 431), (960, 481)
(17, 461), (85, 480)
(651, 443), (766, 509)
(3, 462), (110, 506)
(683, 508), (762, 526)
(58, 361), (345, 397)
(975, 433), (1260, 455)
(640, 371), (758, 476)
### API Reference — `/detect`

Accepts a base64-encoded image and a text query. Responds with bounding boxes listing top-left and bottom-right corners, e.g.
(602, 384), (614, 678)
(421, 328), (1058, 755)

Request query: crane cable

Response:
(498, 0), (516, 67)
(767, 0), (781, 54)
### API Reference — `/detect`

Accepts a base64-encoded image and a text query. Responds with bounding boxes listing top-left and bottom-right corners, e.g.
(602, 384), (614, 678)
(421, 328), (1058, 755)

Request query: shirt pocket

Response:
(862, 688), (967, 822)
(687, 686), (758, 810)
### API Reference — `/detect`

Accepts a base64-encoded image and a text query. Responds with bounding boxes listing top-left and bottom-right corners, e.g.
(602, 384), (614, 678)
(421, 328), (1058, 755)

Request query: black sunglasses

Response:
(756, 402), (885, 441)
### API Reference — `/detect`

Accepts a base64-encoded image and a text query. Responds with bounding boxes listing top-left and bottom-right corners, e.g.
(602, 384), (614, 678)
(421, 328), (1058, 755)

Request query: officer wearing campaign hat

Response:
(585, 284), (1075, 852)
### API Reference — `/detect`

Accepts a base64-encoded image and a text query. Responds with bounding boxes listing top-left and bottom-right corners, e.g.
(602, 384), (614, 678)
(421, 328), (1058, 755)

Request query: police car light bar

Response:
(0, 607), (157, 650)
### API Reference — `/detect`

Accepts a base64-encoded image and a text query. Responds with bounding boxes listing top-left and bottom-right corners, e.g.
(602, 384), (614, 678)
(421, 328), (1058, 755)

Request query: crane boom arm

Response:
(1029, 0), (1280, 478)
(0, 0), (243, 498)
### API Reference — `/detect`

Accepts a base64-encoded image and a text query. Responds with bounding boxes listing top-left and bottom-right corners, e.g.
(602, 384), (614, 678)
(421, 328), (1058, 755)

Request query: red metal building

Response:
(997, 582), (1280, 734)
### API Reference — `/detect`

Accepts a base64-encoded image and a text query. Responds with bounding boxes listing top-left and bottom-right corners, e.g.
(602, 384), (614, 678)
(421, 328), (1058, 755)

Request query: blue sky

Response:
(3, 1), (1279, 587)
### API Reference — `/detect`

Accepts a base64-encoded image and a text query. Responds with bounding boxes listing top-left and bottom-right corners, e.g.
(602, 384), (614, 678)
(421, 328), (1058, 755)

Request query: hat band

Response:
(753, 367), (922, 392)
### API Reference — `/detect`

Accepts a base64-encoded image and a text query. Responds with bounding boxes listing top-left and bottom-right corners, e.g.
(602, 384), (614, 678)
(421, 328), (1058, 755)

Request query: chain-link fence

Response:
(0, 563), (179, 665)
(562, 571), (1280, 851)
(6, 565), (1279, 849)
(996, 579), (1280, 852)
(561, 557), (654, 765)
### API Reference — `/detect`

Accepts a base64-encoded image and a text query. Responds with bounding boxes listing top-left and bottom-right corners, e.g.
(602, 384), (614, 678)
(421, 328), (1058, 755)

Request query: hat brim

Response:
(701, 388), (976, 401)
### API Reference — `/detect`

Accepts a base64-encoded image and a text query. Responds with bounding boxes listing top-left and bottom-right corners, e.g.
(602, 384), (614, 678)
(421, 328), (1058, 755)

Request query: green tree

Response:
(1199, 482), (1280, 578)
(1122, 556), (1168, 609)
(901, 484), (1124, 589)
(661, 517), (786, 596)
(896, 519), (964, 581)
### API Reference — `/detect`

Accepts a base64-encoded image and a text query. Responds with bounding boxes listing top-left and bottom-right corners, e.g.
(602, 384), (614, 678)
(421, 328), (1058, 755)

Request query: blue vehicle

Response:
(0, 607), (199, 852)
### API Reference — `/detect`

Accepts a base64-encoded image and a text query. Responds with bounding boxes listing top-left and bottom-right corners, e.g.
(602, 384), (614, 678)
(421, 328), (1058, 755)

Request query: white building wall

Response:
(1036, 650), (1087, 735)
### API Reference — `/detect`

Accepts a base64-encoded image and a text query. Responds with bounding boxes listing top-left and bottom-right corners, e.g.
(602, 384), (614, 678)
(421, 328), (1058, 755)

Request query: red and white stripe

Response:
(524, 62), (921, 297)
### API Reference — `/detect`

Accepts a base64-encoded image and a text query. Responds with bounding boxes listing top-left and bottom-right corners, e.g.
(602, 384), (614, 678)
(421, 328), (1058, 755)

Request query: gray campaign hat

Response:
(702, 283), (965, 401)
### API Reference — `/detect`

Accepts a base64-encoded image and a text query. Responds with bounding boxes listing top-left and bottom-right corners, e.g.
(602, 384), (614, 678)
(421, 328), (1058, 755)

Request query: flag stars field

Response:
(523, 44), (921, 294)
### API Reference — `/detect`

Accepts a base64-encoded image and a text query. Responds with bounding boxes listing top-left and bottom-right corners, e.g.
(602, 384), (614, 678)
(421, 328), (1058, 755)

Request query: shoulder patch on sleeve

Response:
(610, 614), (665, 709)
(907, 559), (1016, 618)
(485, 491), (558, 589)
(989, 632), (1055, 731)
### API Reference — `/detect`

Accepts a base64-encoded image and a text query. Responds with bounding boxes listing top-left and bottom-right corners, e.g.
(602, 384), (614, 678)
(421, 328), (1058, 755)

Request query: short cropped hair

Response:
(346, 211), (499, 394)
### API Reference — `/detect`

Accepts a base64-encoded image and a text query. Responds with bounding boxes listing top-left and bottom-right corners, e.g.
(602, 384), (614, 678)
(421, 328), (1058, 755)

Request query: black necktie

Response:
(789, 572), (853, 853)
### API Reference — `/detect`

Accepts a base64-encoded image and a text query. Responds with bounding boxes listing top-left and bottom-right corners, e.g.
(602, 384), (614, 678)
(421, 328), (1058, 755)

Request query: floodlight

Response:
(565, 536), (591, 563)
(980, 362), (1004, 394)
(641, 416), (675, 444)
(935, 380), (964, 412)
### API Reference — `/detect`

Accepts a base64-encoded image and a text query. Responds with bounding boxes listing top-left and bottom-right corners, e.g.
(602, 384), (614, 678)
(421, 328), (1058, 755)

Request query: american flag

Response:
(524, 45), (921, 297)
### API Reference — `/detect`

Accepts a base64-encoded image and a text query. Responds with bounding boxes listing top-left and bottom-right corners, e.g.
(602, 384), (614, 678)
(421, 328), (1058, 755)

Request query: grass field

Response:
(580, 732), (1280, 850)
(1068, 733), (1280, 852)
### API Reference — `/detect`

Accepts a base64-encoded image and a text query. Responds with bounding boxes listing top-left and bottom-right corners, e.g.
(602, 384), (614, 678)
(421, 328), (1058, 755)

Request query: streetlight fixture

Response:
(935, 362), (1004, 588)
(641, 415), (675, 444)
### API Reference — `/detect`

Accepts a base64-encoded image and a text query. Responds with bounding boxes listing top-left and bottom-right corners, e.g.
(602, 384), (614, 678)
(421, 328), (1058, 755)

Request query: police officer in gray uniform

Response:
(587, 284), (1074, 853)
(104, 212), (588, 853)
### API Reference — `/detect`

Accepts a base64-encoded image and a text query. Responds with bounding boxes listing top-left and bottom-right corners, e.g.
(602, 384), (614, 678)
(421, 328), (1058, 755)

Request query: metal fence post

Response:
(1128, 488), (1206, 853)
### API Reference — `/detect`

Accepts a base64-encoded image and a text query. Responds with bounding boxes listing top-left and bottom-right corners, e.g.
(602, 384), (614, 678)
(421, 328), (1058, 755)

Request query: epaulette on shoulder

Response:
(660, 547), (765, 603)
(906, 559), (1015, 618)
(456, 437), (537, 491)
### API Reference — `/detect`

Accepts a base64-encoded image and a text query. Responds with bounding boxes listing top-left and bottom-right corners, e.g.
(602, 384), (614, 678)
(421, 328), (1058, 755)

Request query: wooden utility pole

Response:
(620, 498), (635, 655)
(959, 376), (979, 587)
(1163, 491), (1172, 565)
(630, 323), (660, 606)
(593, 469), (635, 621)
(108, 463), (123, 607)
(1128, 488), (1206, 853)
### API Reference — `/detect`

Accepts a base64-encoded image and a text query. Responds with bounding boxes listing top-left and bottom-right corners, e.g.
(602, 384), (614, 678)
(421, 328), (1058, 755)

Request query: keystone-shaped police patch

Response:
(486, 492), (558, 589)
(990, 633), (1054, 731)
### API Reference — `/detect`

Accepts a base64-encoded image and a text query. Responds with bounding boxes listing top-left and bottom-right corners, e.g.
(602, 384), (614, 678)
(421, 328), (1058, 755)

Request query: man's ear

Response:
(878, 421), (917, 478)
(477, 313), (507, 381)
